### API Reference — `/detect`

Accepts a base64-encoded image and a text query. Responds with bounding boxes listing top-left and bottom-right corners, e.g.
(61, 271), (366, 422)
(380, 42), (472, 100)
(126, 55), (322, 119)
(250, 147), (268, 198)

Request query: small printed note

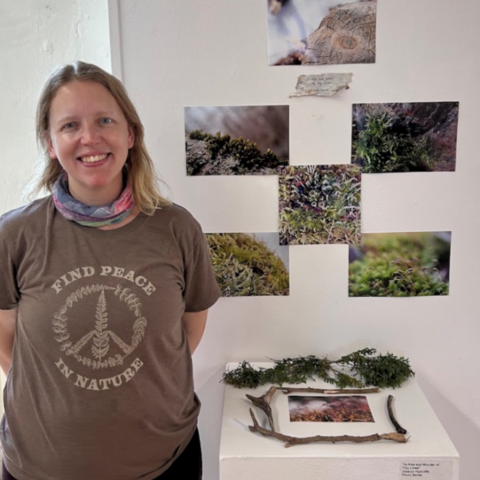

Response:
(290, 73), (353, 97)
(400, 461), (453, 479)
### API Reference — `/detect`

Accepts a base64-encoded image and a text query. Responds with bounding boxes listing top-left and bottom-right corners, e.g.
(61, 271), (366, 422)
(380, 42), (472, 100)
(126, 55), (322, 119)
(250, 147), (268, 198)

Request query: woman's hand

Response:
(181, 309), (209, 355)
(0, 308), (17, 376)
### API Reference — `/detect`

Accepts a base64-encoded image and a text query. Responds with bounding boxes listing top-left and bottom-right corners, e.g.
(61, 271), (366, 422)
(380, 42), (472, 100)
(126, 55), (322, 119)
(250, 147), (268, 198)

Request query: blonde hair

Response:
(32, 61), (170, 214)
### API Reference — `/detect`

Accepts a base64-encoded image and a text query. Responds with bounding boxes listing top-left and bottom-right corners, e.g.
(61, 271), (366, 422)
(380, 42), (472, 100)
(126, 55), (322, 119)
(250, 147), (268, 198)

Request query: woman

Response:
(0, 61), (220, 480)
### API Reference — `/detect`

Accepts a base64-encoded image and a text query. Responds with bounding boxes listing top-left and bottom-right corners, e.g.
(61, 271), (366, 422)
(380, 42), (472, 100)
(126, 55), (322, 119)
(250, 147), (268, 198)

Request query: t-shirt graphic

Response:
(52, 266), (154, 389)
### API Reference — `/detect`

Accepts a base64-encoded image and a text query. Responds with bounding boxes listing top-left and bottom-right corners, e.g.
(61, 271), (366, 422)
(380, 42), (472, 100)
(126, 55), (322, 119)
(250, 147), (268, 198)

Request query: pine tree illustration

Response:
(92, 290), (110, 360)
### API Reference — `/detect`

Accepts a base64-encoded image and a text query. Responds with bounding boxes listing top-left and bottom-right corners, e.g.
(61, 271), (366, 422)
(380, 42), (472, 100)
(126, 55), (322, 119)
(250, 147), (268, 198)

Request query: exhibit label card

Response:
(400, 461), (453, 479)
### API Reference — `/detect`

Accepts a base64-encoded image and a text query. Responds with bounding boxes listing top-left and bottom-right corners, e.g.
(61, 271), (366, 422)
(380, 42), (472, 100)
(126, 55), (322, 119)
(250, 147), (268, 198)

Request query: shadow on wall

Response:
(417, 374), (480, 479)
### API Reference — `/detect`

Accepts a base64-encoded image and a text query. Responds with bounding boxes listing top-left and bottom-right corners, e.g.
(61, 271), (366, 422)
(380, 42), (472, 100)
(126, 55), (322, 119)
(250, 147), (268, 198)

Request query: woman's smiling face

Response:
(48, 80), (134, 206)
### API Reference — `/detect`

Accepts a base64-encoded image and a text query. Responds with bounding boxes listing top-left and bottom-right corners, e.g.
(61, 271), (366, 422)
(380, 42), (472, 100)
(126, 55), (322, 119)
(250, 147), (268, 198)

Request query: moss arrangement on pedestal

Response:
(349, 232), (450, 297)
(206, 233), (289, 296)
(223, 348), (414, 389)
(279, 165), (361, 245)
(186, 130), (288, 175)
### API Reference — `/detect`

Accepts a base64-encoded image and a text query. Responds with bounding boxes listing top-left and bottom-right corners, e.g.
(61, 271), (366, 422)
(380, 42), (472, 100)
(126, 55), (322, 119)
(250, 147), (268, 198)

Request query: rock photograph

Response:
(267, 0), (377, 66)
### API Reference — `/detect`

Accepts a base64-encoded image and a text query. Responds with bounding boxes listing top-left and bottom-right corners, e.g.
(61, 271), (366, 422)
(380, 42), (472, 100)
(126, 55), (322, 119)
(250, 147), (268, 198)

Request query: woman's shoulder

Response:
(154, 202), (201, 227)
(0, 196), (53, 234)
(149, 203), (205, 245)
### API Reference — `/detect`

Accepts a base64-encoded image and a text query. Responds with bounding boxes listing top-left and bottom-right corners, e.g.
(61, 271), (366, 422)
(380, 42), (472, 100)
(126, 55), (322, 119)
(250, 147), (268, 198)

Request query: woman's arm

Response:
(181, 309), (209, 355)
(0, 308), (16, 376)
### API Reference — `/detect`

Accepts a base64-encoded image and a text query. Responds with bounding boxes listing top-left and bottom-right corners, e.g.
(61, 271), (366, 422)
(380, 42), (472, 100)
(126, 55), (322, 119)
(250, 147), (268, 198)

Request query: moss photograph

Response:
(206, 232), (289, 297)
(279, 165), (361, 245)
(289, 395), (374, 422)
(185, 106), (289, 175)
(349, 232), (451, 297)
(267, 0), (377, 66)
(352, 102), (459, 173)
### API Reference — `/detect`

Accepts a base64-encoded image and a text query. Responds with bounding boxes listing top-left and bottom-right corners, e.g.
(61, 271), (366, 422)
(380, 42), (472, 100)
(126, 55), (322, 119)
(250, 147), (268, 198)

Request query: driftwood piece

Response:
(246, 387), (409, 447)
(246, 386), (277, 431)
(279, 387), (380, 395)
(303, 2), (376, 65)
(387, 395), (407, 434)
(249, 409), (408, 448)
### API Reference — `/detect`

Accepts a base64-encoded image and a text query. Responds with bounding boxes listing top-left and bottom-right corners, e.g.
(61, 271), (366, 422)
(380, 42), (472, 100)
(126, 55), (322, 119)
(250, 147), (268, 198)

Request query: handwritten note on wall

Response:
(290, 73), (353, 98)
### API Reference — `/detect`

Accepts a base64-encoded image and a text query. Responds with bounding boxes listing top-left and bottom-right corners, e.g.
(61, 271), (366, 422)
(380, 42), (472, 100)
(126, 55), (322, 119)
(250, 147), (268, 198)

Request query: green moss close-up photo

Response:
(185, 105), (289, 175)
(352, 102), (459, 173)
(279, 165), (361, 245)
(206, 233), (289, 297)
(349, 232), (451, 297)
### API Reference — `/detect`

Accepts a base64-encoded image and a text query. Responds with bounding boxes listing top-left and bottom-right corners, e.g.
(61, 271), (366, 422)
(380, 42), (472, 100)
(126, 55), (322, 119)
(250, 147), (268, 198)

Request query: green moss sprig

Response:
(222, 348), (414, 389)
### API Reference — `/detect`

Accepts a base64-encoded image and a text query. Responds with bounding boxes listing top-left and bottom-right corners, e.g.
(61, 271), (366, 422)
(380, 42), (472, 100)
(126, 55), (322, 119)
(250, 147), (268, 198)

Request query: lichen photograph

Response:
(185, 106), (289, 175)
(349, 232), (451, 297)
(289, 395), (374, 422)
(352, 102), (459, 173)
(206, 232), (289, 297)
(267, 0), (377, 66)
(279, 165), (361, 245)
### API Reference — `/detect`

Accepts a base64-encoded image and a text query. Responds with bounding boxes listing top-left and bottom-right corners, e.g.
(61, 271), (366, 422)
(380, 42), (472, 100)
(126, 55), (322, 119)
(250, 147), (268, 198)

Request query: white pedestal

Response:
(220, 363), (459, 480)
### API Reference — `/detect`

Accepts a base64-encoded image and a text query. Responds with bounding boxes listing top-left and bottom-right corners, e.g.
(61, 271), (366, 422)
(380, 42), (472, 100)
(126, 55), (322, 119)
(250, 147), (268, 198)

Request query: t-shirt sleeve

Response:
(0, 214), (21, 309)
(182, 217), (220, 313)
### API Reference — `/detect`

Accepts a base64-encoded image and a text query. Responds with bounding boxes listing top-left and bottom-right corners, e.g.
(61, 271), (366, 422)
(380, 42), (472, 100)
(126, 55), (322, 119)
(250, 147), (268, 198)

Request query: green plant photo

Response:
(349, 232), (451, 297)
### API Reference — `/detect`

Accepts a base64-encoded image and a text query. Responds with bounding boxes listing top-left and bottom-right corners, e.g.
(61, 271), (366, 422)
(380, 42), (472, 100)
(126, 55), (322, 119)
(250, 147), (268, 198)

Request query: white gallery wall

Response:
(1, 1), (478, 479)
(112, 1), (479, 479)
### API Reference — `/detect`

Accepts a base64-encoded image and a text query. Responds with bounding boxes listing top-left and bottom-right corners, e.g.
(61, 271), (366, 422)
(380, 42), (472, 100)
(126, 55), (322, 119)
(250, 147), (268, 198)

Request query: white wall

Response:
(112, 1), (480, 479)
(0, 0), (110, 423)
(0, 0), (111, 212)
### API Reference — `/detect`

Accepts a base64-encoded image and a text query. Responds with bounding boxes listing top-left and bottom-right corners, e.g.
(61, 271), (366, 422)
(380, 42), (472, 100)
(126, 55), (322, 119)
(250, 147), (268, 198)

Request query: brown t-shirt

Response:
(0, 197), (220, 480)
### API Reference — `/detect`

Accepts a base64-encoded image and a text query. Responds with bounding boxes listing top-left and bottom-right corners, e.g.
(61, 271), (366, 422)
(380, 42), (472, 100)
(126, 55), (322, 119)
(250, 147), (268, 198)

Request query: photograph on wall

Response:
(289, 395), (374, 422)
(279, 165), (361, 245)
(352, 102), (459, 173)
(206, 232), (289, 297)
(267, 0), (377, 66)
(185, 106), (289, 175)
(349, 232), (451, 297)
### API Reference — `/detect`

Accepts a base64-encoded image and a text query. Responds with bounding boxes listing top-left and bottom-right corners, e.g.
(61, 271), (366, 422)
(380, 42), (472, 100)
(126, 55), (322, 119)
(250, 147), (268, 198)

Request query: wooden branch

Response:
(246, 386), (277, 432)
(387, 395), (407, 434)
(248, 409), (408, 448)
(279, 387), (380, 395)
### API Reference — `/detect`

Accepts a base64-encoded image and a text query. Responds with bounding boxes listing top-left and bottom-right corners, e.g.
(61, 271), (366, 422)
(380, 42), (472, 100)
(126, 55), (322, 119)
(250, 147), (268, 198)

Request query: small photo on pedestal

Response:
(349, 232), (451, 297)
(185, 106), (289, 175)
(206, 232), (289, 297)
(267, 0), (377, 66)
(289, 395), (374, 422)
(352, 102), (459, 173)
(278, 165), (361, 245)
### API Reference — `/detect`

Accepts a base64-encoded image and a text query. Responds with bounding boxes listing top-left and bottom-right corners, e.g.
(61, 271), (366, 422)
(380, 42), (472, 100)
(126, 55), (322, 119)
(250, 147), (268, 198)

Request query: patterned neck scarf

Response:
(52, 173), (135, 227)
